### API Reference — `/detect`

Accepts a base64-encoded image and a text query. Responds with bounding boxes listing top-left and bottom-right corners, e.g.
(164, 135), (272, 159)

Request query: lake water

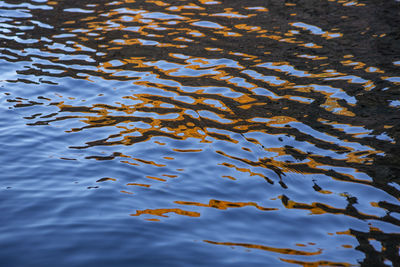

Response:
(1, 0), (400, 266)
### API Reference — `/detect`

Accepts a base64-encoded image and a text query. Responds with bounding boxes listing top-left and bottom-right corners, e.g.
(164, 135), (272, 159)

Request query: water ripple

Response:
(1, 0), (400, 266)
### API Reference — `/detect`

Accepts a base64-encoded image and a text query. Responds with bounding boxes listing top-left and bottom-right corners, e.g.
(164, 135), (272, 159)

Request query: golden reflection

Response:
(203, 240), (322, 256)
(126, 183), (151, 188)
(205, 240), (354, 266)
(146, 176), (166, 182)
(175, 199), (277, 211)
(147, 0), (169, 7)
(279, 195), (400, 225)
(279, 258), (354, 267)
(131, 208), (200, 218)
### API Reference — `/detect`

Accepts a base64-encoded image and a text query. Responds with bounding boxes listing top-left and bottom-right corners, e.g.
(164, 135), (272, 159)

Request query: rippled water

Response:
(1, 0), (400, 266)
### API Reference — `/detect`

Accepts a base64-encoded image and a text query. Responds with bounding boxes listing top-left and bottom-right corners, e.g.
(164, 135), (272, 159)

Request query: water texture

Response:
(1, 0), (400, 266)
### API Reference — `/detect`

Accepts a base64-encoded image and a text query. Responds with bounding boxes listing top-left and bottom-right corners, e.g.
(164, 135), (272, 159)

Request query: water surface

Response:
(1, 0), (400, 266)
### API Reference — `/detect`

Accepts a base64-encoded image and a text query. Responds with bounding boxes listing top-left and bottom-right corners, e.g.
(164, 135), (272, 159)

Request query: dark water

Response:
(1, 0), (400, 266)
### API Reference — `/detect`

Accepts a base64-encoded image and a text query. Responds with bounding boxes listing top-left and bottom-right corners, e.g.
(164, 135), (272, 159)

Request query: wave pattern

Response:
(1, 0), (400, 266)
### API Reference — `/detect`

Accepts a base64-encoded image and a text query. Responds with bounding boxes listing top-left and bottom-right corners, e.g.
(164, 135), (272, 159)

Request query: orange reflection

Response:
(204, 240), (322, 256)
(175, 199), (278, 211)
(279, 258), (354, 267)
(131, 208), (200, 218)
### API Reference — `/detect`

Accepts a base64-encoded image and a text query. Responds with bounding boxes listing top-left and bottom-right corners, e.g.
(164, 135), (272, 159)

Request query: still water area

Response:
(1, 0), (400, 266)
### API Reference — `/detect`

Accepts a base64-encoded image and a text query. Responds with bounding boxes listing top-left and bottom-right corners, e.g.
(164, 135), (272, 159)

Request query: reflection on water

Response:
(1, 0), (399, 266)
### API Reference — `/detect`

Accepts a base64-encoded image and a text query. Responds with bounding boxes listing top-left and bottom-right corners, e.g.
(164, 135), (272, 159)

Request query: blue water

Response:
(1, 0), (400, 266)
